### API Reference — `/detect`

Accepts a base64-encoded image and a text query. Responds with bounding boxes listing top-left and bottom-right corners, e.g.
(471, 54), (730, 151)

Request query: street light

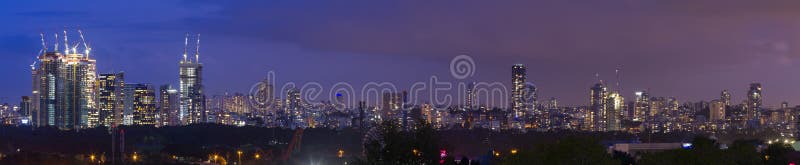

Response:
(132, 152), (139, 162)
(237, 150), (243, 165)
(254, 153), (261, 159)
(338, 149), (345, 158)
(510, 148), (518, 155)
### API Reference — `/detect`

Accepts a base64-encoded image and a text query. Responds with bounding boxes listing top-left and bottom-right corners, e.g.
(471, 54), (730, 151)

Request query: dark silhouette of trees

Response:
(361, 119), (445, 164)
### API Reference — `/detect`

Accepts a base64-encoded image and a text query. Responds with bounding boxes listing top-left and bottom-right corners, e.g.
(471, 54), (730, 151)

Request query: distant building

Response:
(32, 42), (97, 130)
(511, 64), (526, 118)
(130, 84), (156, 125)
(709, 100), (725, 122)
(285, 88), (302, 128)
(179, 34), (206, 124)
(590, 83), (607, 131)
(465, 82), (475, 109)
(633, 90), (650, 122)
(381, 92), (406, 117)
(98, 72), (125, 127)
(19, 96), (31, 124)
(721, 90), (731, 106)
(158, 85), (179, 126)
(746, 83), (762, 122)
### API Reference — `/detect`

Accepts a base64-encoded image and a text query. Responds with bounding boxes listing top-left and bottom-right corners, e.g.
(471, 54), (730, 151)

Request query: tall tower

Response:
(158, 85), (180, 126)
(285, 88), (302, 128)
(721, 90), (731, 106)
(709, 100), (725, 122)
(32, 51), (62, 128)
(465, 82), (475, 110)
(64, 52), (97, 129)
(179, 34), (205, 125)
(590, 82), (607, 131)
(746, 83), (762, 121)
(511, 64), (526, 118)
(605, 92), (624, 131)
(633, 90), (650, 122)
(98, 72), (125, 128)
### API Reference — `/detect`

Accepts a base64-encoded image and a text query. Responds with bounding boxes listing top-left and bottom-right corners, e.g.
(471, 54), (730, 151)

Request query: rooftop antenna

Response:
(40, 32), (47, 53)
(78, 28), (91, 58)
(615, 65), (622, 92)
(595, 73), (602, 84)
(64, 26), (69, 54)
(54, 33), (59, 52)
(195, 33), (200, 63)
(183, 33), (188, 62)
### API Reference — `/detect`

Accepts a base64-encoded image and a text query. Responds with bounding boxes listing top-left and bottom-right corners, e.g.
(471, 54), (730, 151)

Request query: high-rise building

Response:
(123, 84), (137, 125)
(131, 84), (156, 125)
(32, 51), (62, 128)
(20, 96), (31, 124)
(252, 78), (274, 116)
(633, 90), (650, 122)
(180, 34), (205, 124)
(511, 64), (526, 118)
(604, 92), (624, 131)
(285, 88), (302, 128)
(158, 85), (179, 126)
(709, 100), (725, 122)
(746, 83), (762, 121)
(225, 93), (251, 115)
(590, 83), (607, 131)
(721, 90), (731, 106)
(32, 35), (97, 130)
(63, 53), (98, 129)
(97, 73), (125, 127)
(465, 82), (475, 109)
(381, 92), (406, 118)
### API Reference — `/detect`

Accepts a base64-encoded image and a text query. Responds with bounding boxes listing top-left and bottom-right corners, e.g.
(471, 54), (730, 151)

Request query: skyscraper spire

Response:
(54, 33), (59, 52)
(615, 64), (622, 92)
(40, 32), (47, 53)
(183, 33), (188, 62)
(64, 27), (69, 54)
(195, 33), (200, 63)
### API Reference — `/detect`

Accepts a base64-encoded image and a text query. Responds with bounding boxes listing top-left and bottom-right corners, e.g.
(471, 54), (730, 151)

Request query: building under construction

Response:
(31, 28), (97, 130)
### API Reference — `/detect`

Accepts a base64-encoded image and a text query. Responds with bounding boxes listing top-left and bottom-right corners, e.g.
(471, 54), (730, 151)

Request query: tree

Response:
(361, 119), (443, 164)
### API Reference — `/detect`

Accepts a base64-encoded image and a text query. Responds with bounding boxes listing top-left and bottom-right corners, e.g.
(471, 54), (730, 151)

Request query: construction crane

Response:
(281, 128), (304, 160)
(78, 28), (91, 58)
(263, 128), (305, 161)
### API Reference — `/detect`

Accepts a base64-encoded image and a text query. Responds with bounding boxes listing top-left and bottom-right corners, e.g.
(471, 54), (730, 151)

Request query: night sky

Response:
(2, 0), (800, 107)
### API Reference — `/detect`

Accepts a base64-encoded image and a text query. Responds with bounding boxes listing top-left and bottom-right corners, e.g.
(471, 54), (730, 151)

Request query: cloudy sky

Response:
(1, 0), (800, 107)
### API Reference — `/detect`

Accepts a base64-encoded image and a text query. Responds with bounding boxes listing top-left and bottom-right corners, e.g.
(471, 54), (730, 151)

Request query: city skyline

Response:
(3, 1), (800, 107)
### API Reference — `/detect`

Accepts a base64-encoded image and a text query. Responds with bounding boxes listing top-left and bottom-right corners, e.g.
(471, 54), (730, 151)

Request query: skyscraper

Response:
(180, 34), (205, 124)
(32, 32), (97, 130)
(709, 100), (725, 122)
(131, 84), (156, 125)
(746, 83), (762, 122)
(20, 96), (31, 124)
(63, 52), (98, 129)
(97, 72), (125, 127)
(465, 82), (475, 110)
(721, 90), (731, 106)
(633, 90), (650, 122)
(381, 92), (406, 117)
(32, 51), (62, 128)
(511, 64), (526, 118)
(285, 88), (302, 128)
(604, 92), (624, 131)
(158, 85), (179, 126)
(590, 83), (607, 131)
